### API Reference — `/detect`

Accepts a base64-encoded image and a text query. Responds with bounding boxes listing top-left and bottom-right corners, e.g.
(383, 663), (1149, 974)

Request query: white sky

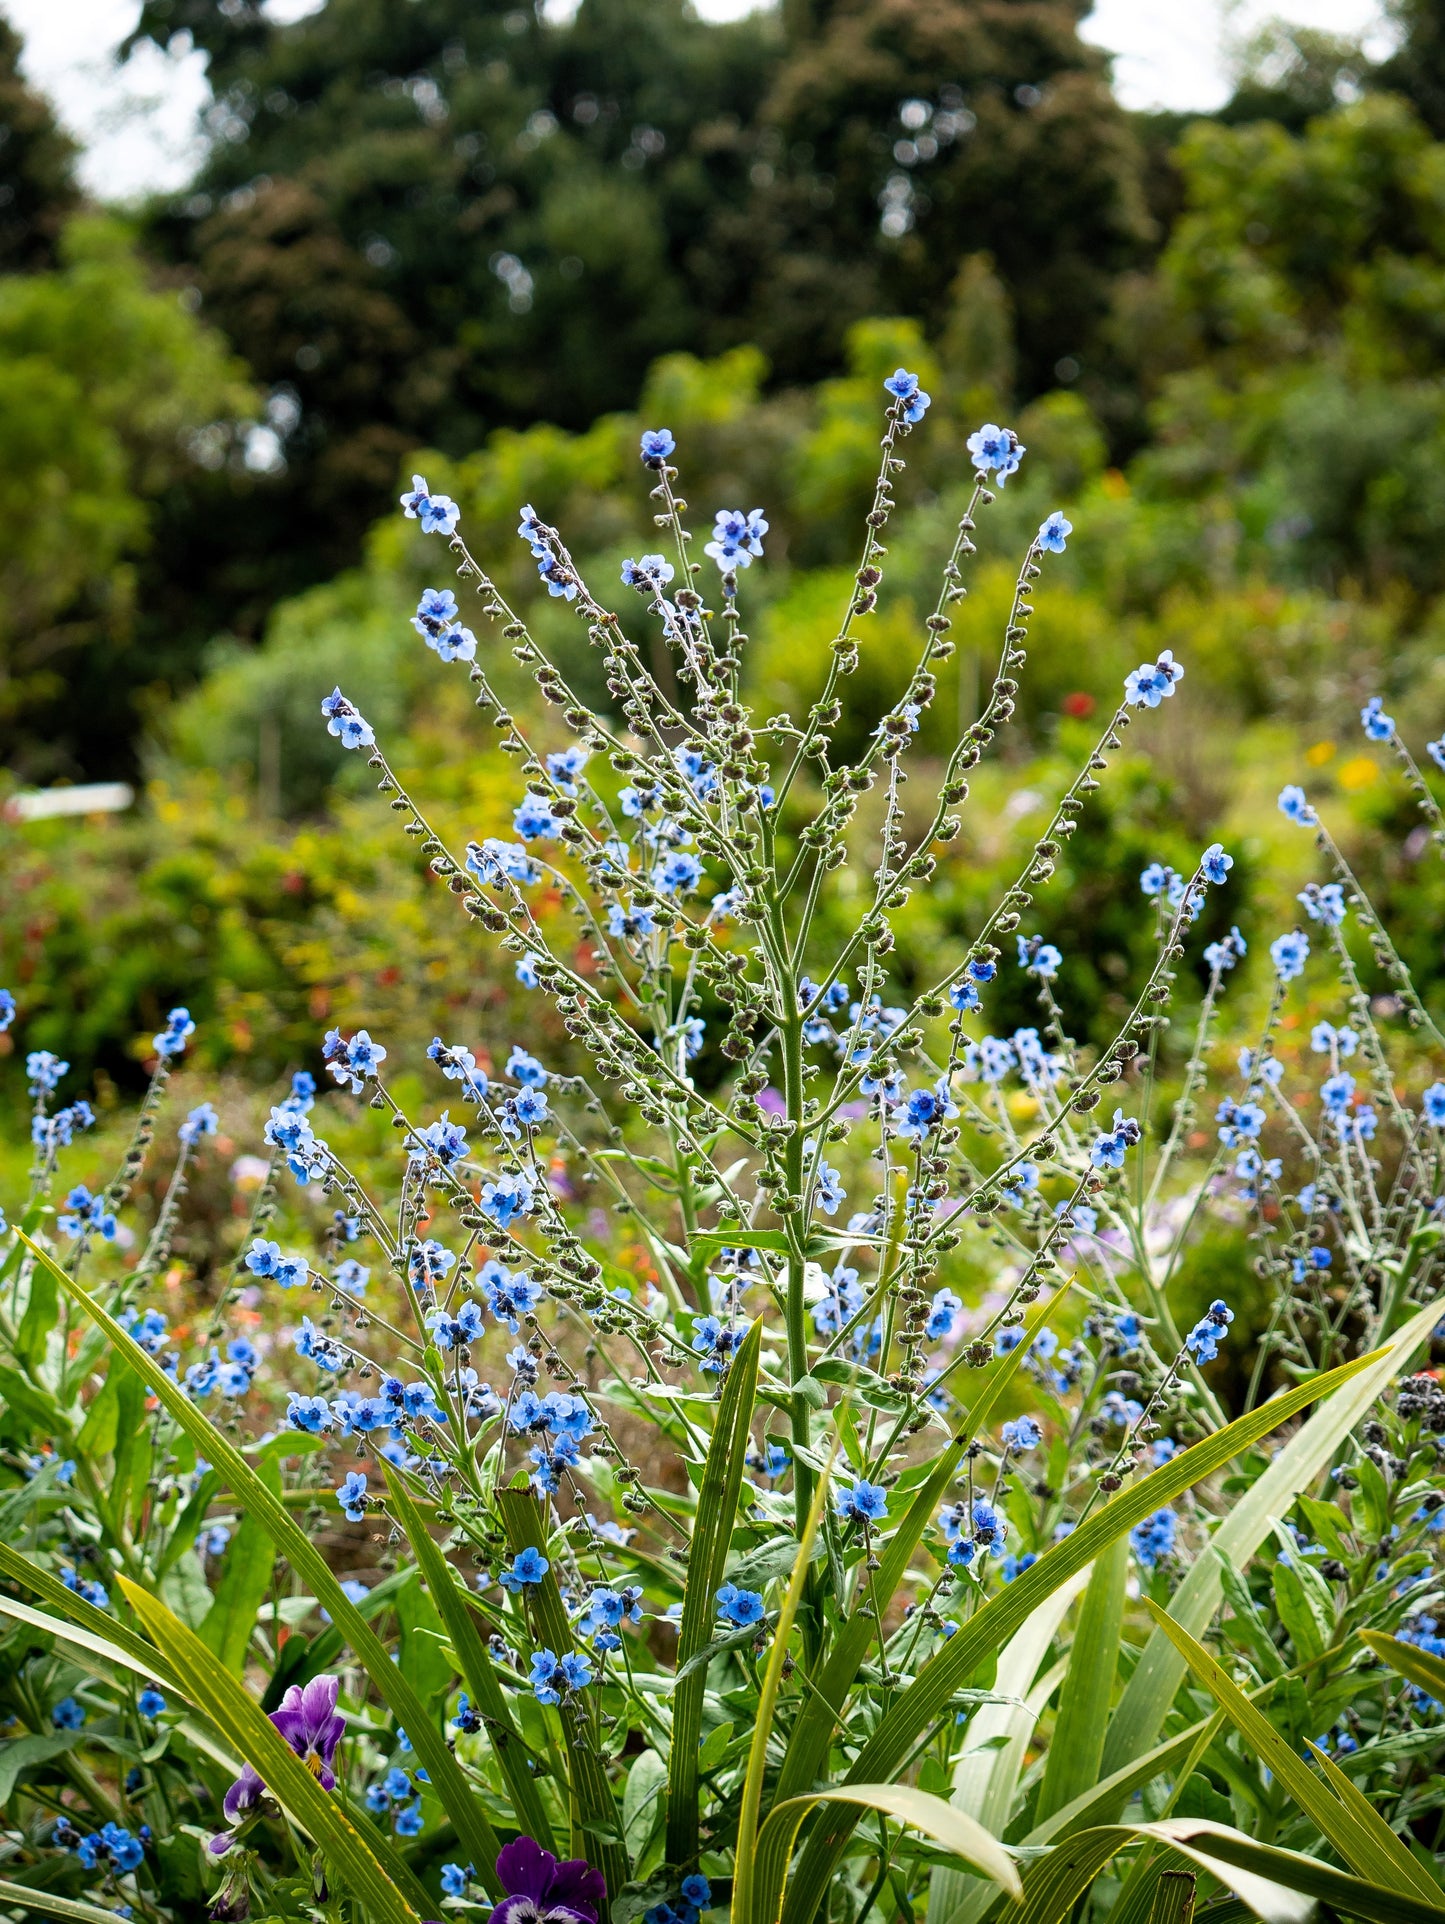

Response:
(0, 0), (1396, 203)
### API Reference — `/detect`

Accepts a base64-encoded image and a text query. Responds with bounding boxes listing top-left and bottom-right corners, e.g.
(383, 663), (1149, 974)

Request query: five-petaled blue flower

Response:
(716, 1583), (767, 1627)
(1278, 784), (1316, 824)
(138, 1688), (166, 1718)
(1360, 696), (1394, 742)
(884, 368), (931, 424)
(1037, 511), (1072, 553)
(1001, 1416), (1042, 1452)
(837, 1479), (888, 1523)
(966, 423), (1024, 484)
(1124, 651), (1185, 709)
(321, 687), (375, 751)
(400, 473), (460, 535)
(501, 1547), (550, 1591)
(1270, 930), (1310, 982)
(639, 428), (676, 467)
(1200, 843), (1232, 886)
(336, 1470), (368, 1521)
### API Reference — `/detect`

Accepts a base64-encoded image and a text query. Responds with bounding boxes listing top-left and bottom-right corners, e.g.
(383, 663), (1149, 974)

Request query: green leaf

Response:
(665, 1316), (761, 1870)
(17, 1235), (502, 1888)
(0, 1731), (81, 1803)
(1102, 1300), (1440, 1779)
(754, 1786), (1021, 1924)
(496, 1486), (629, 1898)
(1270, 1561), (1325, 1665)
(697, 1722), (734, 1772)
(779, 1345), (1380, 1924)
(119, 1577), (427, 1924)
(1036, 1538), (1127, 1823)
(1143, 1601), (1440, 1902)
(622, 1749), (668, 1866)
(1360, 1631), (1445, 1712)
(1214, 1551), (1285, 1680)
(689, 1231), (791, 1266)
(15, 1251), (59, 1372)
(774, 1292), (1057, 1810)
(199, 1459), (280, 1673)
(393, 1564), (453, 1716)
(383, 1464), (554, 1851)
(0, 1878), (138, 1924)
(0, 1361), (62, 1434)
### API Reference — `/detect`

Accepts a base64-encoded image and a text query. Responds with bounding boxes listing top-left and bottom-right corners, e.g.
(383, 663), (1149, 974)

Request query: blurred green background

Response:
(4, 0), (1445, 1127)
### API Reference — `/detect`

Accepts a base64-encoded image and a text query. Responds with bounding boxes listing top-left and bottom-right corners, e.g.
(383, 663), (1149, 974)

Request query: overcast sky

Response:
(0, 0), (1397, 203)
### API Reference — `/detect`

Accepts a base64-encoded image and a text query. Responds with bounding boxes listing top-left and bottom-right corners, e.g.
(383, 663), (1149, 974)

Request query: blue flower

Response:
(394, 1800), (424, 1836)
(1140, 862), (1177, 898)
(814, 1159), (846, 1216)
(1037, 511), (1072, 553)
(500, 1547), (550, 1591)
(1424, 1083), (1445, 1127)
(884, 368), (931, 424)
(1270, 930), (1310, 983)
(287, 1393), (334, 1434)
(0, 988), (13, 1031)
(925, 1287), (963, 1340)
(682, 1875), (713, 1909)
(704, 507), (769, 572)
(1016, 934), (1062, 978)
(838, 1479), (888, 1523)
(1185, 1299), (1233, 1364)
(1200, 843), (1232, 886)
(321, 687), (376, 751)
(1001, 1416), (1042, 1452)
(427, 1299), (484, 1350)
(966, 423), (1024, 484)
(441, 1865), (475, 1898)
(480, 1172), (535, 1229)
(1124, 651), (1185, 708)
(1361, 696), (1395, 742)
(1278, 783), (1317, 824)
(970, 1500), (1006, 1548)
(52, 1697), (85, 1729)
(138, 1688), (166, 1718)
(639, 428), (676, 467)
(400, 473), (460, 535)
(1298, 882), (1345, 927)
(336, 1471), (368, 1520)
(654, 851), (703, 895)
(1203, 926), (1247, 972)
(1429, 738), (1445, 773)
(26, 1050), (68, 1096)
(514, 796), (559, 840)
(621, 553), (675, 589)
(1130, 1508), (1177, 1568)
(1320, 1073), (1355, 1117)
(716, 1582), (767, 1627)
(153, 1006), (195, 1058)
(178, 1101), (219, 1145)
(506, 1046), (548, 1087)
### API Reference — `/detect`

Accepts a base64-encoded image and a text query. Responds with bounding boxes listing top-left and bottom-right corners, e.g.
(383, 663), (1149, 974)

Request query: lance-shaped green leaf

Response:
(119, 1577), (428, 1924)
(18, 1235), (503, 1888)
(385, 1465), (555, 1850)
(779, 1347), (1377, 1924)
(497, 1486), (628, 1905)
(1143, 1601), (1439, 1902)
(757, 1786), (1021, 1924)
(664, 1316), (761, 1870)
(199, 1455), (280, 1675)
(775, 1292), (1061, 1806)
(1361, 1629), (1445, 1707)
(0, 1878), (141, 1924)
(1036, 1537), (1127, 1823)
(1012, 1817), (1445, 1924)
(1103, 1299), (1440, 1778)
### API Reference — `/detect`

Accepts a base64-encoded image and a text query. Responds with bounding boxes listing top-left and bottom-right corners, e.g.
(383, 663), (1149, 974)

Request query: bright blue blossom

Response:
(1278, 784), (1317, 824)
(1037, 511), (1072, 553)
(506, 1046), (548, 1087)
(883, 368), (930, 424)
(1001, 1416), (1042, 1451)
(1200, 843), (1232, 886)
(1203, 926), (1247, 972)
(716, 1583), (767, 1627)
(1270, 930), (1310, 982)
(837, 1479), (889, 1523)
(1360, 696), (1395, 741)
(178, 1101), (218, 1145)
(1017, 933), (1062, 977)
(1299, 882), (1346, 927)
(705, 508), (768, 570)
(639, 428), (675, 466)
(138, 1688), (166, 1718)
(1124, 650), (1184, 708)
(966, 423), (1024, 484)
(26, 1050), (67, 1096)
(320, 687), (375, 751)
(1424, 1083), (1445, 1126)
(441, 1865), (475, 1897)
(153, 1006), (194, 1058)
(336, 1471), (368, 1521)
(621, 553), (675, 589)
(500, 1547), (550, 1592)
(1185, 1299), (1234, 1364)
(400, 473), (460, 535)
(0, 988), (13, 1030)
(52, 1697), (85, 1729)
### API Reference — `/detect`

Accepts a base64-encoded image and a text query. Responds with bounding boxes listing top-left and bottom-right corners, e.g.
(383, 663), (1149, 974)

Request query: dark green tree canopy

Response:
(0, 18), (78, 271)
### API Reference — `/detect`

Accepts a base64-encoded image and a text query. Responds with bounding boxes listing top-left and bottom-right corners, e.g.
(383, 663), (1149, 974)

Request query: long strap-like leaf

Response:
(1035, 1536), (1127, 1823)
(1103, 1299), (1441, 1777)
(119, 1577), (427, 1924)
(665, 1317), (762, 1869)
(1144, 1602), (1440, 1902)
(1361, 1629), (1445, 1706)
(758, 1786), (1021, 1924)
(19, 1234), (503, 1888)
(0, 1878), (137, 1924)
(384, 1464), (556, 1849)
(496, 1486), (628, 1905)
(778, 1347), (1378, 1924)
(774, 1294), (1060, 1806)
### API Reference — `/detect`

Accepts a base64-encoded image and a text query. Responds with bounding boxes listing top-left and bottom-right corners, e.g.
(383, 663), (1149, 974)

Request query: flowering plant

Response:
(4, 378), (1445, 1923)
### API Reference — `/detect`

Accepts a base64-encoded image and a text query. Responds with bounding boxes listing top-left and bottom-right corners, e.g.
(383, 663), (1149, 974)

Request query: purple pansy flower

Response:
(487, 1835), (607, 1924)
(211, 1675), (345, 1855)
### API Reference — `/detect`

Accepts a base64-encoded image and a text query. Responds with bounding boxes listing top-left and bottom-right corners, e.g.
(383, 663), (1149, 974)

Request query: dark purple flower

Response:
(211, 1676), (346, 1854)
(488, 1836), (607, 1924)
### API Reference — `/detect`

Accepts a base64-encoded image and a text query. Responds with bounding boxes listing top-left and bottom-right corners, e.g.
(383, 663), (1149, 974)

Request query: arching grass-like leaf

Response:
(18, 1235), (503, 1890)
(779, 1346), (1379, 1924)
(118, 1577), (428, 1924)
